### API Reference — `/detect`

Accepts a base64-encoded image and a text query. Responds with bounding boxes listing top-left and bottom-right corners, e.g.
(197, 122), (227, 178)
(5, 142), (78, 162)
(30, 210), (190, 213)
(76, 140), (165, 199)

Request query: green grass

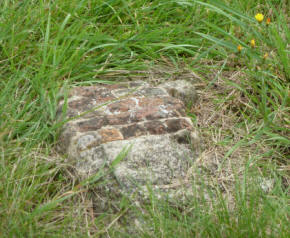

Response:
(0, 0), (289, 237)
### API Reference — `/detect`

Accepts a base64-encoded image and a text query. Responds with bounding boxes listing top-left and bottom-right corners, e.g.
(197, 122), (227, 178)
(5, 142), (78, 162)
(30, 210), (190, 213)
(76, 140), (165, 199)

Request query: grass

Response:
(0, 0), (289, 237)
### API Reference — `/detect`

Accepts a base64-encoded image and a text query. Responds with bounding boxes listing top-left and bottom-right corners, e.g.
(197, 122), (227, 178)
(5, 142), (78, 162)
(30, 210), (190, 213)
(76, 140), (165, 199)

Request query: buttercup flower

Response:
(255, 13), (264, 23)
(237, 45), (242, 52)
(250, 39), (256, 48)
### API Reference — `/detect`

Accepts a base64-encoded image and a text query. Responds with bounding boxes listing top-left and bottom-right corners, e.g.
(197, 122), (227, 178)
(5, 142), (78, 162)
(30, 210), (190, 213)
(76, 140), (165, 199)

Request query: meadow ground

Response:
(0, 0), (289, 237)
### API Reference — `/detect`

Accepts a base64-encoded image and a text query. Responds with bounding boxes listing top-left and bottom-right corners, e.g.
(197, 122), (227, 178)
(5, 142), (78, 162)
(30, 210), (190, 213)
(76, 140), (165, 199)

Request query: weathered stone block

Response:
(57, 80), (199, 198)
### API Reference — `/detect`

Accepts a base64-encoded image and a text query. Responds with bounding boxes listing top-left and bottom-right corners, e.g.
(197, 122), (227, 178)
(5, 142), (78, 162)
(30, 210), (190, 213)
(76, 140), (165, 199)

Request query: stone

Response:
(57, 80), (199, 198)
(159, 79), (198, 105)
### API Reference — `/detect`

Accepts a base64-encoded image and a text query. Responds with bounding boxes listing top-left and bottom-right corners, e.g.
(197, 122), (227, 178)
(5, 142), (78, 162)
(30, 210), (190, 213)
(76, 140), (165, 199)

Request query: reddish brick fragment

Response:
(144, 121), (167, 135)
(99, 128), (123, 143)
(138, 97), (165, 108)
(106, 113), (131, 125)
(107, 99), (136, 113)
(59, 82), (195, 149)
(77, 117), (107, 132)
(120, 124), (147, 139)
(132, 107), (159, 122)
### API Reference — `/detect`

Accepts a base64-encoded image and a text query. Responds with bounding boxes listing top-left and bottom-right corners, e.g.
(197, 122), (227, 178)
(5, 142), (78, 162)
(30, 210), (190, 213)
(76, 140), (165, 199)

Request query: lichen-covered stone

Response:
(57, 80), (199, 198)
(159, 79), (198, 105)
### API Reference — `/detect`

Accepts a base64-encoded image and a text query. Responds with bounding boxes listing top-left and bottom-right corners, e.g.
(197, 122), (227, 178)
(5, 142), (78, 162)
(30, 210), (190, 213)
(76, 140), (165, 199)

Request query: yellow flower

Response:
(237, 45), (242, 52)
(263, 53), (269, 59)
(255, 13), (264, 23)
(250, 39), (256, 48)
